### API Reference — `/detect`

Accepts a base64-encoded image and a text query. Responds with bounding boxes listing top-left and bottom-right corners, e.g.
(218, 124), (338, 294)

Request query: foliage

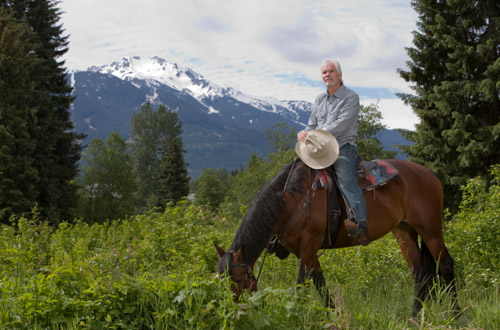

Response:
(357, 103), (397, 161)
(193, 168), (229, 210)
(130, 102), (187, 208)
(398, 0), (500, 211)
(0, 9), (39, 222)
(77, 132), (138, 223)
(1, 197), (498, 328)
(264, 122), (297, 156)
(445, 164), (500, 289)
(157, 136), (190, 208)
(220, 151), (296, 220)
(1, 0), (84, 224)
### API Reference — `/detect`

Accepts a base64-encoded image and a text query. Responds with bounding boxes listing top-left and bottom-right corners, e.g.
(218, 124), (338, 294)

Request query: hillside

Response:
(69, 56), (411, 177)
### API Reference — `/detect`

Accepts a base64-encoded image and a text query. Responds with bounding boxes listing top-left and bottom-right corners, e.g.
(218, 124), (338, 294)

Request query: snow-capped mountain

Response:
(86, 56), (311, 124)
(70, 56), (311, 177)
(69, 56), (407, 177)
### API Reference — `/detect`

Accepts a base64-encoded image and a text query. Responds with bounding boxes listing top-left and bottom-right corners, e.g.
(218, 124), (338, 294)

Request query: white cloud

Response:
(59, 0), (419, 129)
(361, 98), (419, 131)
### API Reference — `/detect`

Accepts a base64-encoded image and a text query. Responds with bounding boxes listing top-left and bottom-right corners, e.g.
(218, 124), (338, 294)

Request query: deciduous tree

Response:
(77, 133), (137, 223)
(130, 102), (187, 208)
(357, 103), (397, 161)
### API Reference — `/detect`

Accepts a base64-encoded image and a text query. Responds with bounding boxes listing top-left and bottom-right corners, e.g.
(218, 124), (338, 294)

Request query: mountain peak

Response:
(88, 56), (219, 99)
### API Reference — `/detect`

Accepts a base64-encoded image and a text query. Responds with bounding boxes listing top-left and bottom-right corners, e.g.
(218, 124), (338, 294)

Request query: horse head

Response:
(214, 242), (257, 300)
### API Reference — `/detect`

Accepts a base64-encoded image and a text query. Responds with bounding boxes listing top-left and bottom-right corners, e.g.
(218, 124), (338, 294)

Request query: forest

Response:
(1, 0), (499, 328)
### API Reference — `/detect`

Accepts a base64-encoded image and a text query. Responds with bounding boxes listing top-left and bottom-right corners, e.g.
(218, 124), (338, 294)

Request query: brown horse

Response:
(215, 158), (458, 315)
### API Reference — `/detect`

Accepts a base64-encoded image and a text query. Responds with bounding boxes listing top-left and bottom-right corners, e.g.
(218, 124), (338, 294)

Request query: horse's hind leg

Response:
(392, 222), (431, 315)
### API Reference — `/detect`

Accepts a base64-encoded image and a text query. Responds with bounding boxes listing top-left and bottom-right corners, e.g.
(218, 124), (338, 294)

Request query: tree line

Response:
(1, 0), (499, 224)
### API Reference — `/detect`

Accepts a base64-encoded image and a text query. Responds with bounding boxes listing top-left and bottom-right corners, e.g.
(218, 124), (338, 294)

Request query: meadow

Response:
(1, 167), (500, 329)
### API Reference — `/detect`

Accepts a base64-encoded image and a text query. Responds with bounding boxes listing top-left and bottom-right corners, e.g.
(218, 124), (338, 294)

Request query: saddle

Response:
(267, 159), (400, 257)
(318, 159), (399, 248)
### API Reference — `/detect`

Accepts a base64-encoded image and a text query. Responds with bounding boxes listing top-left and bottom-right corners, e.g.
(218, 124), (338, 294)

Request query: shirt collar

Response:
(327, 83), (344, 98)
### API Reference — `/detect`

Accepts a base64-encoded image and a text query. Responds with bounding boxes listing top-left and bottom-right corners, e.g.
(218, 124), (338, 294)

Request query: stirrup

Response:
(344, 219), (370, 246)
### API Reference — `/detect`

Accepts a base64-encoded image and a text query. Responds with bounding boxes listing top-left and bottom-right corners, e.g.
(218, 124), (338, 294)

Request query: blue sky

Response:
(59, 0), (420, 130)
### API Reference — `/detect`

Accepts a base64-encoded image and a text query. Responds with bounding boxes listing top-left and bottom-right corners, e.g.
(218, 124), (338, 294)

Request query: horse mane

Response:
(229, 158), (307, 263)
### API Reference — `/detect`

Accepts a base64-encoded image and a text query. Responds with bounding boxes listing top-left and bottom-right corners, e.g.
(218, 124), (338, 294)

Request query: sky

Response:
(59, 0), (420, 130)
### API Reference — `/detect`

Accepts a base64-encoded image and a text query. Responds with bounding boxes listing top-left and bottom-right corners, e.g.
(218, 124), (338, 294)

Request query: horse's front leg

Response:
(296, 256), (333, 308)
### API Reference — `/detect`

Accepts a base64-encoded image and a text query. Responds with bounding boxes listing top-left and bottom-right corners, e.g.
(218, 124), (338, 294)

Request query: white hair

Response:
(321, 60), (343, 82)
(321, 60), (342, 74)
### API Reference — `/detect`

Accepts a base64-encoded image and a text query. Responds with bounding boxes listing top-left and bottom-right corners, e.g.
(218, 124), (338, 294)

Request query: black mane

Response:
(228, 159), (306, 264)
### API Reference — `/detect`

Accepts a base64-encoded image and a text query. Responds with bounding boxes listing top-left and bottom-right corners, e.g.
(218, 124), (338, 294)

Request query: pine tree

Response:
(2, 0), (84, 223)
(157, 137), (190, 208)
(0, 9), (39, 222)
(398, 0), (500, 211)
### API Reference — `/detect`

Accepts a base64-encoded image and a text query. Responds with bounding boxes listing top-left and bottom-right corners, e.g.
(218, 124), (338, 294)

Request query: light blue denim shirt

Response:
(306, 84), (360, 147)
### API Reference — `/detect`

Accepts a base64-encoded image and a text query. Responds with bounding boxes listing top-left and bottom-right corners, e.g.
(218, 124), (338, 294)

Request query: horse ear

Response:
(214, 241), (226, 258)
(234, 244), (246, 263)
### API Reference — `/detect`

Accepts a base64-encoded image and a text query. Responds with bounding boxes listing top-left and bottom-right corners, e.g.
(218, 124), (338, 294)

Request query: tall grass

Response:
(0, 198), (499, 329)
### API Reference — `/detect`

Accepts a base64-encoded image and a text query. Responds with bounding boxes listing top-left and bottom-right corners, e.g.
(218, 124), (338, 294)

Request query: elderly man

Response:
(297, 60), (369, 245)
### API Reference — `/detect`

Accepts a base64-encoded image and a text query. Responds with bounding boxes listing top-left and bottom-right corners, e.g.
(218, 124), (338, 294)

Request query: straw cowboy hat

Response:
(295, 129), (339, 169)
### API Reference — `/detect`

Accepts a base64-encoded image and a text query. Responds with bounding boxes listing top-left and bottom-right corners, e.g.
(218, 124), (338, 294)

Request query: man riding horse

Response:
(296, 59), (369, 245)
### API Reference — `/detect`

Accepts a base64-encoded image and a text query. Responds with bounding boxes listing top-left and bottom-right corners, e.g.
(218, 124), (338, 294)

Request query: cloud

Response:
(59, 0), (419, 129)
(361, 98), (419, 131)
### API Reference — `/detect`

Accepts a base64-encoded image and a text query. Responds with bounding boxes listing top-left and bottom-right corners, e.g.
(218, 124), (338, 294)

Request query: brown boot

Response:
(344, 219), (370, 246)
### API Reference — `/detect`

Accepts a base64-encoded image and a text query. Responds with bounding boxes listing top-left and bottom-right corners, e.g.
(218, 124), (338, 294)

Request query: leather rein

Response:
(237, 158), (321, 291)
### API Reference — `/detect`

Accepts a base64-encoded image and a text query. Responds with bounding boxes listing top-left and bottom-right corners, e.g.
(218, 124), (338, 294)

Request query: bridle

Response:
(225, 159), (321, 293)
(228, 252), (258, 291)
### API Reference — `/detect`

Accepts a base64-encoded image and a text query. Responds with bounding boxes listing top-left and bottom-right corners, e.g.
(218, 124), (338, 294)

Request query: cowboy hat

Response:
(295, 130), (339, 169)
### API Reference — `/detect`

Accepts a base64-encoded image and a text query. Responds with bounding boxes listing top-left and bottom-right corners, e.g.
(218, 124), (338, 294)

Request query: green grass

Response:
(0, 201), (499, 329)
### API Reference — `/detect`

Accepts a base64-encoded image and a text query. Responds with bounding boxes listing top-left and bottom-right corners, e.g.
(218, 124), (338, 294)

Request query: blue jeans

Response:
(332, 144), (367, 221)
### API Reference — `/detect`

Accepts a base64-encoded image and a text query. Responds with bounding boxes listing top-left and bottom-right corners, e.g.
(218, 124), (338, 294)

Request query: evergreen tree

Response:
(130, 102), (185, 208)
(0, 9), (39, 222)
(157, 137), (190, 208)
(398, 0), (500, 211)
(2, 0), (84, 223)
(77, 133), (137, 223)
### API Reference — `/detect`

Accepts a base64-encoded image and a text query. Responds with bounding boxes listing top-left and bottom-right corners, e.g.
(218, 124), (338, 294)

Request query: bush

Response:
(445, 164), (500, 288)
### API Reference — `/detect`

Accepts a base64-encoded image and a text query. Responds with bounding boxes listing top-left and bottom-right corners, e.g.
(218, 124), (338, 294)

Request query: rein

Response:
(244, 162), (321, 291)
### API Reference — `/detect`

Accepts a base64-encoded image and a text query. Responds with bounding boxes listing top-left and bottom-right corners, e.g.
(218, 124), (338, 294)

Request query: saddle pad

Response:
(357, 159), (399, 191)
(314, 169), (334, 191)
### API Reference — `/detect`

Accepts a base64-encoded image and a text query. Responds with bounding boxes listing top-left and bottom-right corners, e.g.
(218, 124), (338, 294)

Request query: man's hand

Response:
(297, 130), (308, 142)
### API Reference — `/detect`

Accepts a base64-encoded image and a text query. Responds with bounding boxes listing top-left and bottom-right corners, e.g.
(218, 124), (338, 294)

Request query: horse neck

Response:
(229, 162), (299, 265)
